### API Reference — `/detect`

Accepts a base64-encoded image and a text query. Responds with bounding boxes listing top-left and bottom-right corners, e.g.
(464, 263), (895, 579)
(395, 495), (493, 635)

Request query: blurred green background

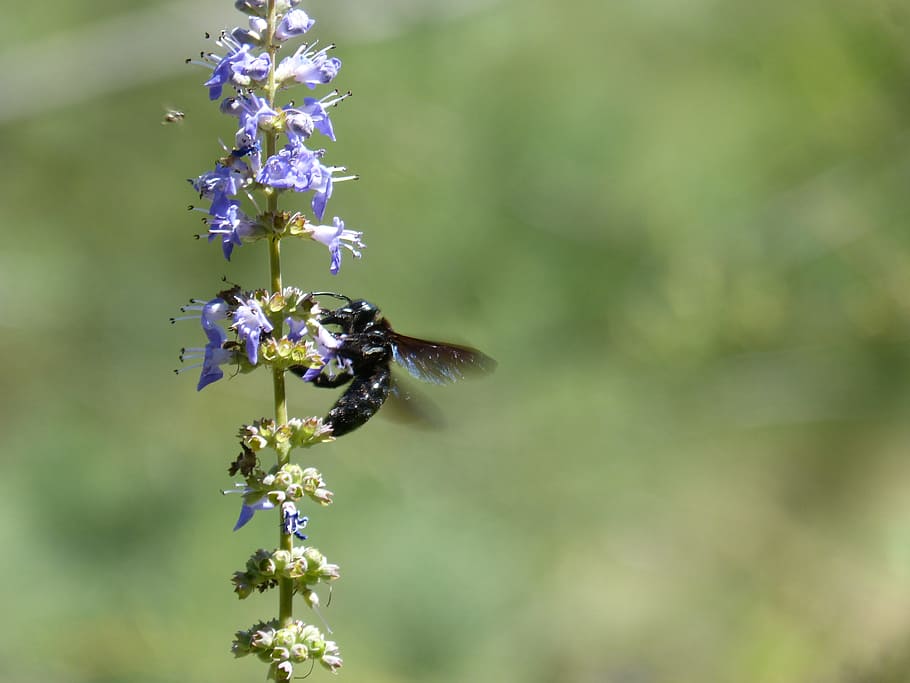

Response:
(3, 0), (910, 681)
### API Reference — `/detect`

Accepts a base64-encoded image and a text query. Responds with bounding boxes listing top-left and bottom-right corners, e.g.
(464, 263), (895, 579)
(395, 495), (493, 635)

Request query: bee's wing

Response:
(390, 333), (496, 385)
(383, 375), (445, 430)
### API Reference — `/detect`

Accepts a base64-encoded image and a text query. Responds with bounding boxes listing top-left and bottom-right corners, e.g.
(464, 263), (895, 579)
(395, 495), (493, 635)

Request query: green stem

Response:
(265, 0), (296, 665)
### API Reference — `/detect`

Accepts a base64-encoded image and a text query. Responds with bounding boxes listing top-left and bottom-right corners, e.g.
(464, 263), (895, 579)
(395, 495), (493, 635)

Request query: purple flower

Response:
(285, 316), (310, 342)
(191, 162), (244, 200)
(281, 501), (309, 540)
(284, 91), (347, 142)
(230, 16), (268, 45)
(309, 217), (364, 274)
(257, 141), (350, 220)
(275, 44), (341, 89)
(234, 0), (268, 15)
(196, 322), (233, 390)
(233, 493), (275, 531)
(206, 201), (260, 260)
(205, 42), (271, 100)
(275, 9), (315, 41)
(178, 297), (236, 390)
(232, 298), (274, 365)
(257, 140), (317, 190)
(200, 296), (230, 330)
(298, 320), (345, 381)
(308, 160), (335, 221)
(219, 94), (276, 166)
(284, 110), (315, 140)
(229, 93), (279, 140)
(231, 133), (261, 165)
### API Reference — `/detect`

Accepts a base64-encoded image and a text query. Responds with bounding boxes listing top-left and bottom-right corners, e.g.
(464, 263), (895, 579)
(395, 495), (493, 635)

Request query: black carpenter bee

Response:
(291, 294), (496, 436)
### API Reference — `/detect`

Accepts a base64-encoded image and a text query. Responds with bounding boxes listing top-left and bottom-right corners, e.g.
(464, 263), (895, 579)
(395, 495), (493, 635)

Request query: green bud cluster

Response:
(258, 286), (317, 318)
(255, 211), (315, 241)
(240, 463), (335, 508)
(259, 337), (323, 371)
(233, 619), (343, 678)
(232, 546), (340, 599)
(268, 289), (325, 372)
(240, 417), (335, 453)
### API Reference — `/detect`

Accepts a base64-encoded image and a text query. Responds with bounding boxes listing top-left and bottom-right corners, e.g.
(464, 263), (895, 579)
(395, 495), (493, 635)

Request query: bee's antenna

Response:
(310, 291), (352, 303)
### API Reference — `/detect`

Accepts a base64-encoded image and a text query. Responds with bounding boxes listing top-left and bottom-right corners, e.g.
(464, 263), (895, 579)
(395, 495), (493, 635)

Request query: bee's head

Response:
(343, 299), (383, 332)
(321, 298), (383, 333)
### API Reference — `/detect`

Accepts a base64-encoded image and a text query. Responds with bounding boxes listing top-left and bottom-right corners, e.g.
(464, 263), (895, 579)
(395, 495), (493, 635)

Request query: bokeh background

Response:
(3, 0), (910, 681)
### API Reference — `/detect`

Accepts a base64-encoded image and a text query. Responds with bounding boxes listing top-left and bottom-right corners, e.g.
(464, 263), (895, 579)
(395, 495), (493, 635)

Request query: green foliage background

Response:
(3, 0), (910, 681)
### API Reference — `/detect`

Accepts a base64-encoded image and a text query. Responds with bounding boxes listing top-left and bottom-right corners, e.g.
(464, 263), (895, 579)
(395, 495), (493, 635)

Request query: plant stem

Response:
(264, 0), (296, 663)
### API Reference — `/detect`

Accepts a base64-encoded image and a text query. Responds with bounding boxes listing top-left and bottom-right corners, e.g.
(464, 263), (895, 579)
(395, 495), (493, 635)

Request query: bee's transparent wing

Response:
(390, 333), (496, 385)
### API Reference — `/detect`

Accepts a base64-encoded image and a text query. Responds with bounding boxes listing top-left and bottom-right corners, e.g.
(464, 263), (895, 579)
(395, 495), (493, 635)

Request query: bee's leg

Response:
(310, 373), (354, 389)
(287, 365), (353, 388)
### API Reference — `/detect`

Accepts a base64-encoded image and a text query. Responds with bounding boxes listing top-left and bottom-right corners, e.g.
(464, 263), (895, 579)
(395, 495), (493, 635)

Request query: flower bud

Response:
(301, 547), (325, 566)
(321, 642), (343, 672)
(230, 26), (262, 46)
(285, 555), (308, 578)
(273, 629), (295, 648)
(271, 646), (290, 662)
(320, 562), (341, 581)
(232, 571), (255, 598)
(272, 549), (291, 568)
(234, 0), (267, 15)
(299, 624), (323, 647)
(289, 643), (309, 662)
(275, 9), (315, 41)
(250, 628), (275, 650)
(249, 16), (268, 34)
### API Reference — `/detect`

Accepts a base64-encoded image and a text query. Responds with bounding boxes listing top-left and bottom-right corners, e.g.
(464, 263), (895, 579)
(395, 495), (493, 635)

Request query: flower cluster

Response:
(233, 619), (342, 678)
(232, 546), (340, 599)
(227, 462), (334, 531)
(175, 286), (334, 391)
(240, 417), (335, 453)
(189, 1), (362, 269)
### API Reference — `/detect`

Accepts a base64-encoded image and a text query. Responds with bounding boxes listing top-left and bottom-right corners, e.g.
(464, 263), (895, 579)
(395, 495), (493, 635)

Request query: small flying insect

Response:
(291, 294), (496, 436)
(162, 108), (186, 125)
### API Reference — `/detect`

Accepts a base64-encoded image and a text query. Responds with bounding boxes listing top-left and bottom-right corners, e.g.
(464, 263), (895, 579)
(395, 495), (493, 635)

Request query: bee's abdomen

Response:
(325, 364), (391, 436)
